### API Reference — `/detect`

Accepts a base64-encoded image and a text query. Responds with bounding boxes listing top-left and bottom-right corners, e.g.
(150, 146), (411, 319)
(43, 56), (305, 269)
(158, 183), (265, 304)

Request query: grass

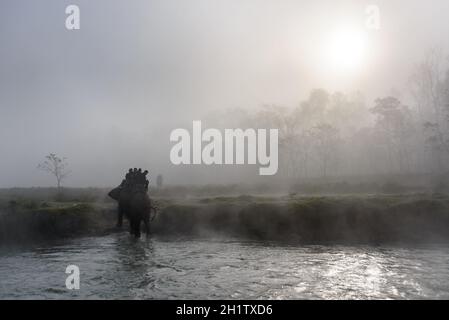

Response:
(152, 194), (449, 243)
(0, 200), (116, 244)
(1, 188), (449, 244)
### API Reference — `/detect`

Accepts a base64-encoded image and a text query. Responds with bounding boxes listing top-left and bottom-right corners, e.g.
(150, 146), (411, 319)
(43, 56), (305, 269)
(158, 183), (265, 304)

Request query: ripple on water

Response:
(1, 234), (449, 299)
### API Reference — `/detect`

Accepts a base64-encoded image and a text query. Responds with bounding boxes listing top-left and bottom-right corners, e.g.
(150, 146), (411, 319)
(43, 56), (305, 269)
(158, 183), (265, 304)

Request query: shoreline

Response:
(1, 192), (449, 245)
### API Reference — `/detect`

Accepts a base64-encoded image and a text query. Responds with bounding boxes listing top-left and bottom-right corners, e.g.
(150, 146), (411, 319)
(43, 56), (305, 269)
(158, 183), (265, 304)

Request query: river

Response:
(1, 233), (449, 299)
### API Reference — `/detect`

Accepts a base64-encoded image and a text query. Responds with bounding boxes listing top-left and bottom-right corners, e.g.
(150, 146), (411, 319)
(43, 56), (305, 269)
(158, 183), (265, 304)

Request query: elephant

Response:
(110, 184), (152, 238)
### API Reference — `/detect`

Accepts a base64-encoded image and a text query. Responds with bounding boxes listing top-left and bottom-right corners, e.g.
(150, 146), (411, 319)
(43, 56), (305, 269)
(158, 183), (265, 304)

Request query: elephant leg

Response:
(117, 204), (124, 228)
(129, 219), (134, 235)
(129, 218), (137, 236)
(143, 215), (150, 236)
(134, 220), (141, 238)
(129, 217), (141, 238)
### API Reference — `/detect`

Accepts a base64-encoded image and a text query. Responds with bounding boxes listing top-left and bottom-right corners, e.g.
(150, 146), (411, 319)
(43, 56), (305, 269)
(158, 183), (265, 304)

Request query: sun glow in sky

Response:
(327, 28), (368, 73)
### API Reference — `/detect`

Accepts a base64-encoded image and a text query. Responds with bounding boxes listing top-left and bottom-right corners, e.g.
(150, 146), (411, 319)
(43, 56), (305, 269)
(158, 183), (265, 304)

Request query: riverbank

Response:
(154, 194), (449, 243)
(1, 191), (449, 244)
(0, 201), (117, 244)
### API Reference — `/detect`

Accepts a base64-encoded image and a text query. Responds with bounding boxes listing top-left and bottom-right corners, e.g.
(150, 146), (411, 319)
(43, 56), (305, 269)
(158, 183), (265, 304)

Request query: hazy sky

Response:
(1, 0), (449, 187)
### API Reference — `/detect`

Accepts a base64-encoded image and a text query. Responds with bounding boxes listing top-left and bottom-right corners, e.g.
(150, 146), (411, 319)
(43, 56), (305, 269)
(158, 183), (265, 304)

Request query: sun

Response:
(327, 28), (367, 72)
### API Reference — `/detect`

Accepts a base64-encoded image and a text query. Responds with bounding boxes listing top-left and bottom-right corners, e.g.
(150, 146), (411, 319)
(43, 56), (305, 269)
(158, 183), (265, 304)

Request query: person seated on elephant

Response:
(130, 168), (138, 184)
(143, 170), (149, 190)
(137, 169), (145, 184)
(120, 170), (131, 188)
(130, 168), (142, 185)
(125, 168), (133, 181)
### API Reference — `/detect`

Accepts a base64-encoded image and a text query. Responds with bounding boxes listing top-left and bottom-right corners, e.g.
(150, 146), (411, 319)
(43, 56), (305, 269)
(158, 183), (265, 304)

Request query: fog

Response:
(1, 0), (449, 187)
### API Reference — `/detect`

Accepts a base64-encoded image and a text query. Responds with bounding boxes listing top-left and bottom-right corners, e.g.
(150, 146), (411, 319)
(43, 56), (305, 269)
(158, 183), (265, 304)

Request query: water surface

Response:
(1, 233), (449, 299)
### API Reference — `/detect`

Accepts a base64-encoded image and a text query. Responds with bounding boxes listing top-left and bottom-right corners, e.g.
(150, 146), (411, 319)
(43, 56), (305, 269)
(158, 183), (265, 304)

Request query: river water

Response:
(1, 233), (449, 299)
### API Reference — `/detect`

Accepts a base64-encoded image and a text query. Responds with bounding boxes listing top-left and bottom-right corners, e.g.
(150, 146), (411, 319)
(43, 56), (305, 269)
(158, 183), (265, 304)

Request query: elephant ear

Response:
(108, 187), (121, 201)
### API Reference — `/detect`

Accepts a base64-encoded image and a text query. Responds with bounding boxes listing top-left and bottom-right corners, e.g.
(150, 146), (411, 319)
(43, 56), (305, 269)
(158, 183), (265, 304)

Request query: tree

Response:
(38, 153), (70, 188)
(370, 97), (414, 173)
(252, 105), (300, 179)
(410, 49), (449, 172)
(311, 123), (340, 179)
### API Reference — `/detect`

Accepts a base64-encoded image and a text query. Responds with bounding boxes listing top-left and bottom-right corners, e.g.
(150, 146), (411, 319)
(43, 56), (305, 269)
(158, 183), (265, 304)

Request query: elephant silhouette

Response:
(109, 184), (152, 238)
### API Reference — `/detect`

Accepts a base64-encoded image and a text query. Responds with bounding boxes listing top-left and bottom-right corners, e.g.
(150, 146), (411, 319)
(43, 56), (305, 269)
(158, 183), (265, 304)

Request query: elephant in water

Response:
(110, 184), (152, 238)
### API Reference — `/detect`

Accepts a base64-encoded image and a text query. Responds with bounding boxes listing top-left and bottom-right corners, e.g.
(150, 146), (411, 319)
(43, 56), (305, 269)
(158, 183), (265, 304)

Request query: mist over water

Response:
(1, 234), (449, 299)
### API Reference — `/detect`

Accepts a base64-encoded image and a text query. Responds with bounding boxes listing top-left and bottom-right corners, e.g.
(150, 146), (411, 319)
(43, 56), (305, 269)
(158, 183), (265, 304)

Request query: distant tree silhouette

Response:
(370, 97), (413, 173)
(410, 48), (449, 173)
(38, 153), (70, 188)
(311, 123), (340, 179)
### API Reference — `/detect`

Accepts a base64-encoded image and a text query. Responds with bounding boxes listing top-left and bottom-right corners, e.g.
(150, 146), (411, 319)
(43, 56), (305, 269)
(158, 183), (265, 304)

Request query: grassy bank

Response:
(154, 194), (449, 243)
(1, 191), (449, 244)
(0, 200), (117, 244)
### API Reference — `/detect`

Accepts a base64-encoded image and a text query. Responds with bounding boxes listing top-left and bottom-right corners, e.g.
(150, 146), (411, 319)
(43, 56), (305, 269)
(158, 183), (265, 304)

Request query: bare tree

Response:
(370, 97), (414, 174)
(311, 123), (340, 179)
(38, 153), (70, 188)
(410, 48), (449, 172)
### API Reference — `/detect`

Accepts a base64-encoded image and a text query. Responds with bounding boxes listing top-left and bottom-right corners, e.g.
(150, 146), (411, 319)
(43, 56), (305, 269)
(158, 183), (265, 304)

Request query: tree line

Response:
(207, 49), (449, 184)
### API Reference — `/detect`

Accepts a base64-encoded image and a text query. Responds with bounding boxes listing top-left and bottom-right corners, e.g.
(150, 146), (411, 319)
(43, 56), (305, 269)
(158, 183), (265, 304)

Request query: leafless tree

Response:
(311, 123), (340, 179)
(410, 48), (449, 172)
(38, 153), (70, 188)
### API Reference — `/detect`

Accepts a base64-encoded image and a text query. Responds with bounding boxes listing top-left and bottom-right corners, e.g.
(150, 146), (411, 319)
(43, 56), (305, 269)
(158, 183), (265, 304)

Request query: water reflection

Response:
(1, 234), (449, 299)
